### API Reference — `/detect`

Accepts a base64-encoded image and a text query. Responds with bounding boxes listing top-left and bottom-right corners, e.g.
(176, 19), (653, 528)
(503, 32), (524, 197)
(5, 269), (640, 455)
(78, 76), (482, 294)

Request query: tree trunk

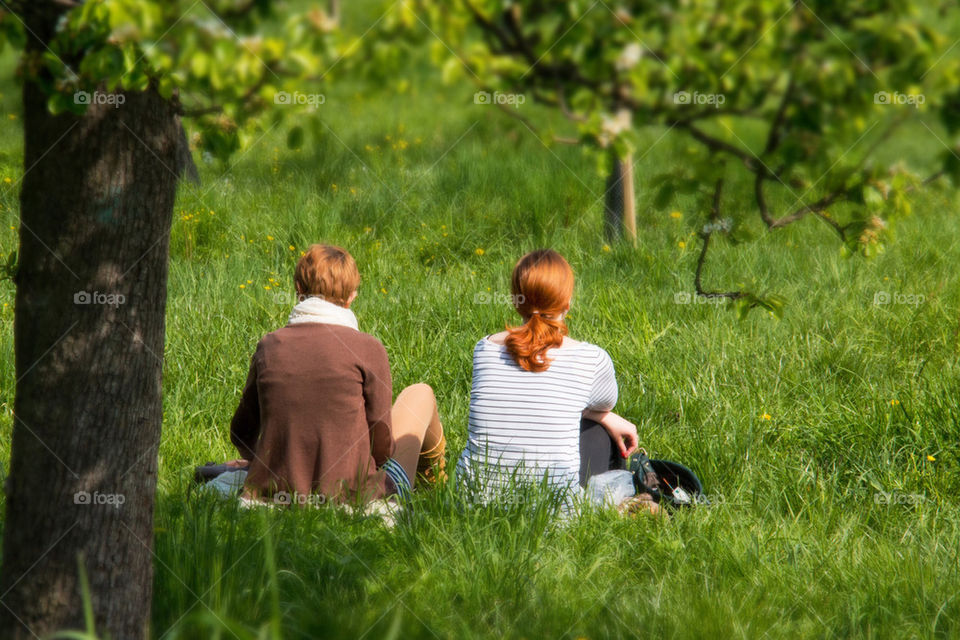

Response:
(0, 5), (181, 638)
(603, 150), (636, 246)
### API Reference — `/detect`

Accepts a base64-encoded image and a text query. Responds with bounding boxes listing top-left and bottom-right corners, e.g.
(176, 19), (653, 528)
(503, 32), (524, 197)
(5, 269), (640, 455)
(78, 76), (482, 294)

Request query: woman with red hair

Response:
(456, 249), (638, 496)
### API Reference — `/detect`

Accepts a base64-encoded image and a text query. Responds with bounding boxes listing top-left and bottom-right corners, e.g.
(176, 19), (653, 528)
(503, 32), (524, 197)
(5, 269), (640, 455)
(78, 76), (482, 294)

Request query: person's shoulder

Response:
(567, 339), (610, 362)
(352, 329), (388, 354)
(485, 331), (509, 345)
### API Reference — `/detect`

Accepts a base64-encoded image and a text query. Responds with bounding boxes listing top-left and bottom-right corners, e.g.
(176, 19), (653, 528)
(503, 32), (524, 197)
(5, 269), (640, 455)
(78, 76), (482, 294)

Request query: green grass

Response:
(2, 10), (960, 639)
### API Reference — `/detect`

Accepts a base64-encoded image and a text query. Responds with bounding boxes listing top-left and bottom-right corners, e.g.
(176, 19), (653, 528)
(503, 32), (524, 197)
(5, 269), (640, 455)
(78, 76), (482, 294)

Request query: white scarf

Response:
(287, 296), (359, 331)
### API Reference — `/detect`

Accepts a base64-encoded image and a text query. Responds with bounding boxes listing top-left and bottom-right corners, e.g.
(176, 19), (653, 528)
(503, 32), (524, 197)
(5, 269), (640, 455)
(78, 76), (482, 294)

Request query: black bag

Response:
(580, 418), (705, 508)
(629, 450), (705, 507)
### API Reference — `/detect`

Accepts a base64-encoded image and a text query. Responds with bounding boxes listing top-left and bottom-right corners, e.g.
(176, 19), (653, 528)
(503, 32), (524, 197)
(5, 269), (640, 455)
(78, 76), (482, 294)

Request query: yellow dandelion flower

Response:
(247, 280), (252, 284)
(475, 248), (485, 256)
(239, 284), (246, 289)
(288, 245), (295, 251)
(927, 454), (936, 462)
(267, 235), (274, 241)
(380, 287), (387, 294)
(3, 177), (11, 184)
(264, 285), (271, 290)
(365, 144), (374, 151)
(890, 399), (899, 406)
(670, 211), (682, 219)
(602, 244), (611, 253)
(678, 241), (686, 249)
(761, 413), (772, 420)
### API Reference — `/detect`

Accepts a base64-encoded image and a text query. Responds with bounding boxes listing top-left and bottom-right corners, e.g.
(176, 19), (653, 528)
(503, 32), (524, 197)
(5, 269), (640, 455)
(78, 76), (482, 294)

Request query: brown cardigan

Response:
(230, 322), (395, 503)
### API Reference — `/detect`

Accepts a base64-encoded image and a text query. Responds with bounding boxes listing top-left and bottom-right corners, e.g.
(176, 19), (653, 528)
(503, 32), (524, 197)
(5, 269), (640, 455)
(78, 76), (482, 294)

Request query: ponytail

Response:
(501, 249), (574, 372)
(504, 312), (568, 373)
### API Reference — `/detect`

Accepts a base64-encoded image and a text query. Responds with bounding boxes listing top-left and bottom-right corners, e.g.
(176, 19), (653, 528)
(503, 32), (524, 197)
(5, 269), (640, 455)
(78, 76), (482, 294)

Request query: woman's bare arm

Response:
(582, 409), (639, 458)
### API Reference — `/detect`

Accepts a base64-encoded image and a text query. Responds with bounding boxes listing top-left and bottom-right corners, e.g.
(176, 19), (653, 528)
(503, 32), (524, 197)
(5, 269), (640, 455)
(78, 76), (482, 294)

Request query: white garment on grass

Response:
(287, 295), (358, 330)
(456, 336), (618, 494)
(200, 469), (248, 498)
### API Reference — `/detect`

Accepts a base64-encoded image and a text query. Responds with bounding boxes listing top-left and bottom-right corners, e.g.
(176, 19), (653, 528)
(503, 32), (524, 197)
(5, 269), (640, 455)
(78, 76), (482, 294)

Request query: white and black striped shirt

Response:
(456, 336), (618, 492)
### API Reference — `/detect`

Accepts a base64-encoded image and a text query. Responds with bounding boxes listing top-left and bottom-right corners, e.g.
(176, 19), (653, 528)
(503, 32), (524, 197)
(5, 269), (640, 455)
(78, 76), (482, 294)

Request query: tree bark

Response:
(603, 150), (636, 246)
(0, 4), (181, 638)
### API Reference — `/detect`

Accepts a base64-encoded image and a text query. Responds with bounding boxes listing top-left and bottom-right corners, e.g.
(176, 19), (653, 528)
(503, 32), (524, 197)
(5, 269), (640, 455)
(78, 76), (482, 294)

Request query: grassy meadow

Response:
(1, 5), (960, 638)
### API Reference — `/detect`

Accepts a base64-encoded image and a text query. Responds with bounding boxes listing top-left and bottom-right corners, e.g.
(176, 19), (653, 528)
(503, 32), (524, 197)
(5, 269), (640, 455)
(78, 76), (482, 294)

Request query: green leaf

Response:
(286, 126), (305, 150)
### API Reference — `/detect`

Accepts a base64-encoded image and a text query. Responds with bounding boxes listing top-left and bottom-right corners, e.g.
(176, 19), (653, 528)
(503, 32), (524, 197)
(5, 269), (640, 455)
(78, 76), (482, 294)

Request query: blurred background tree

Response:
(404, 0), (960, 312)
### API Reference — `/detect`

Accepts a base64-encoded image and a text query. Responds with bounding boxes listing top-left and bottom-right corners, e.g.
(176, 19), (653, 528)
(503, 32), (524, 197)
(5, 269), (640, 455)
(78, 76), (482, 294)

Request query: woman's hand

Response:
(584, 410), (639, 458)
(225, 459), (250, 469)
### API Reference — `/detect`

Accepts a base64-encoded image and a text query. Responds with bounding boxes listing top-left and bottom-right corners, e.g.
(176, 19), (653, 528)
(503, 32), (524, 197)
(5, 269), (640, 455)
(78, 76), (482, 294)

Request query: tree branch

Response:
(695, 177), (744, 300)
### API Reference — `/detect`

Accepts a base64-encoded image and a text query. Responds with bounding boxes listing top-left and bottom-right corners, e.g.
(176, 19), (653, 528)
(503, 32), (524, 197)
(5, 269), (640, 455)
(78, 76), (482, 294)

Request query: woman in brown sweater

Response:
(228, 244), (446, 504)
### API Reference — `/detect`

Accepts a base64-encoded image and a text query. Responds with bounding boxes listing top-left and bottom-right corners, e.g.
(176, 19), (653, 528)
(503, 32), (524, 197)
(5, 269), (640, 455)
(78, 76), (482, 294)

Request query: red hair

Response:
(294, 244), (360, 307)
(504, 249), (574, 373)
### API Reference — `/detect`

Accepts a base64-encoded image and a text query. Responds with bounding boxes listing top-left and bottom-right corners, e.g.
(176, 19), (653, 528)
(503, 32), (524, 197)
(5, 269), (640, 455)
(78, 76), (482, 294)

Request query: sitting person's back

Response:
(457, 249), (632, 496)
(230, 243), (447, 505)
(231, 318), (393, 502)
(459, 335), (616, 491)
